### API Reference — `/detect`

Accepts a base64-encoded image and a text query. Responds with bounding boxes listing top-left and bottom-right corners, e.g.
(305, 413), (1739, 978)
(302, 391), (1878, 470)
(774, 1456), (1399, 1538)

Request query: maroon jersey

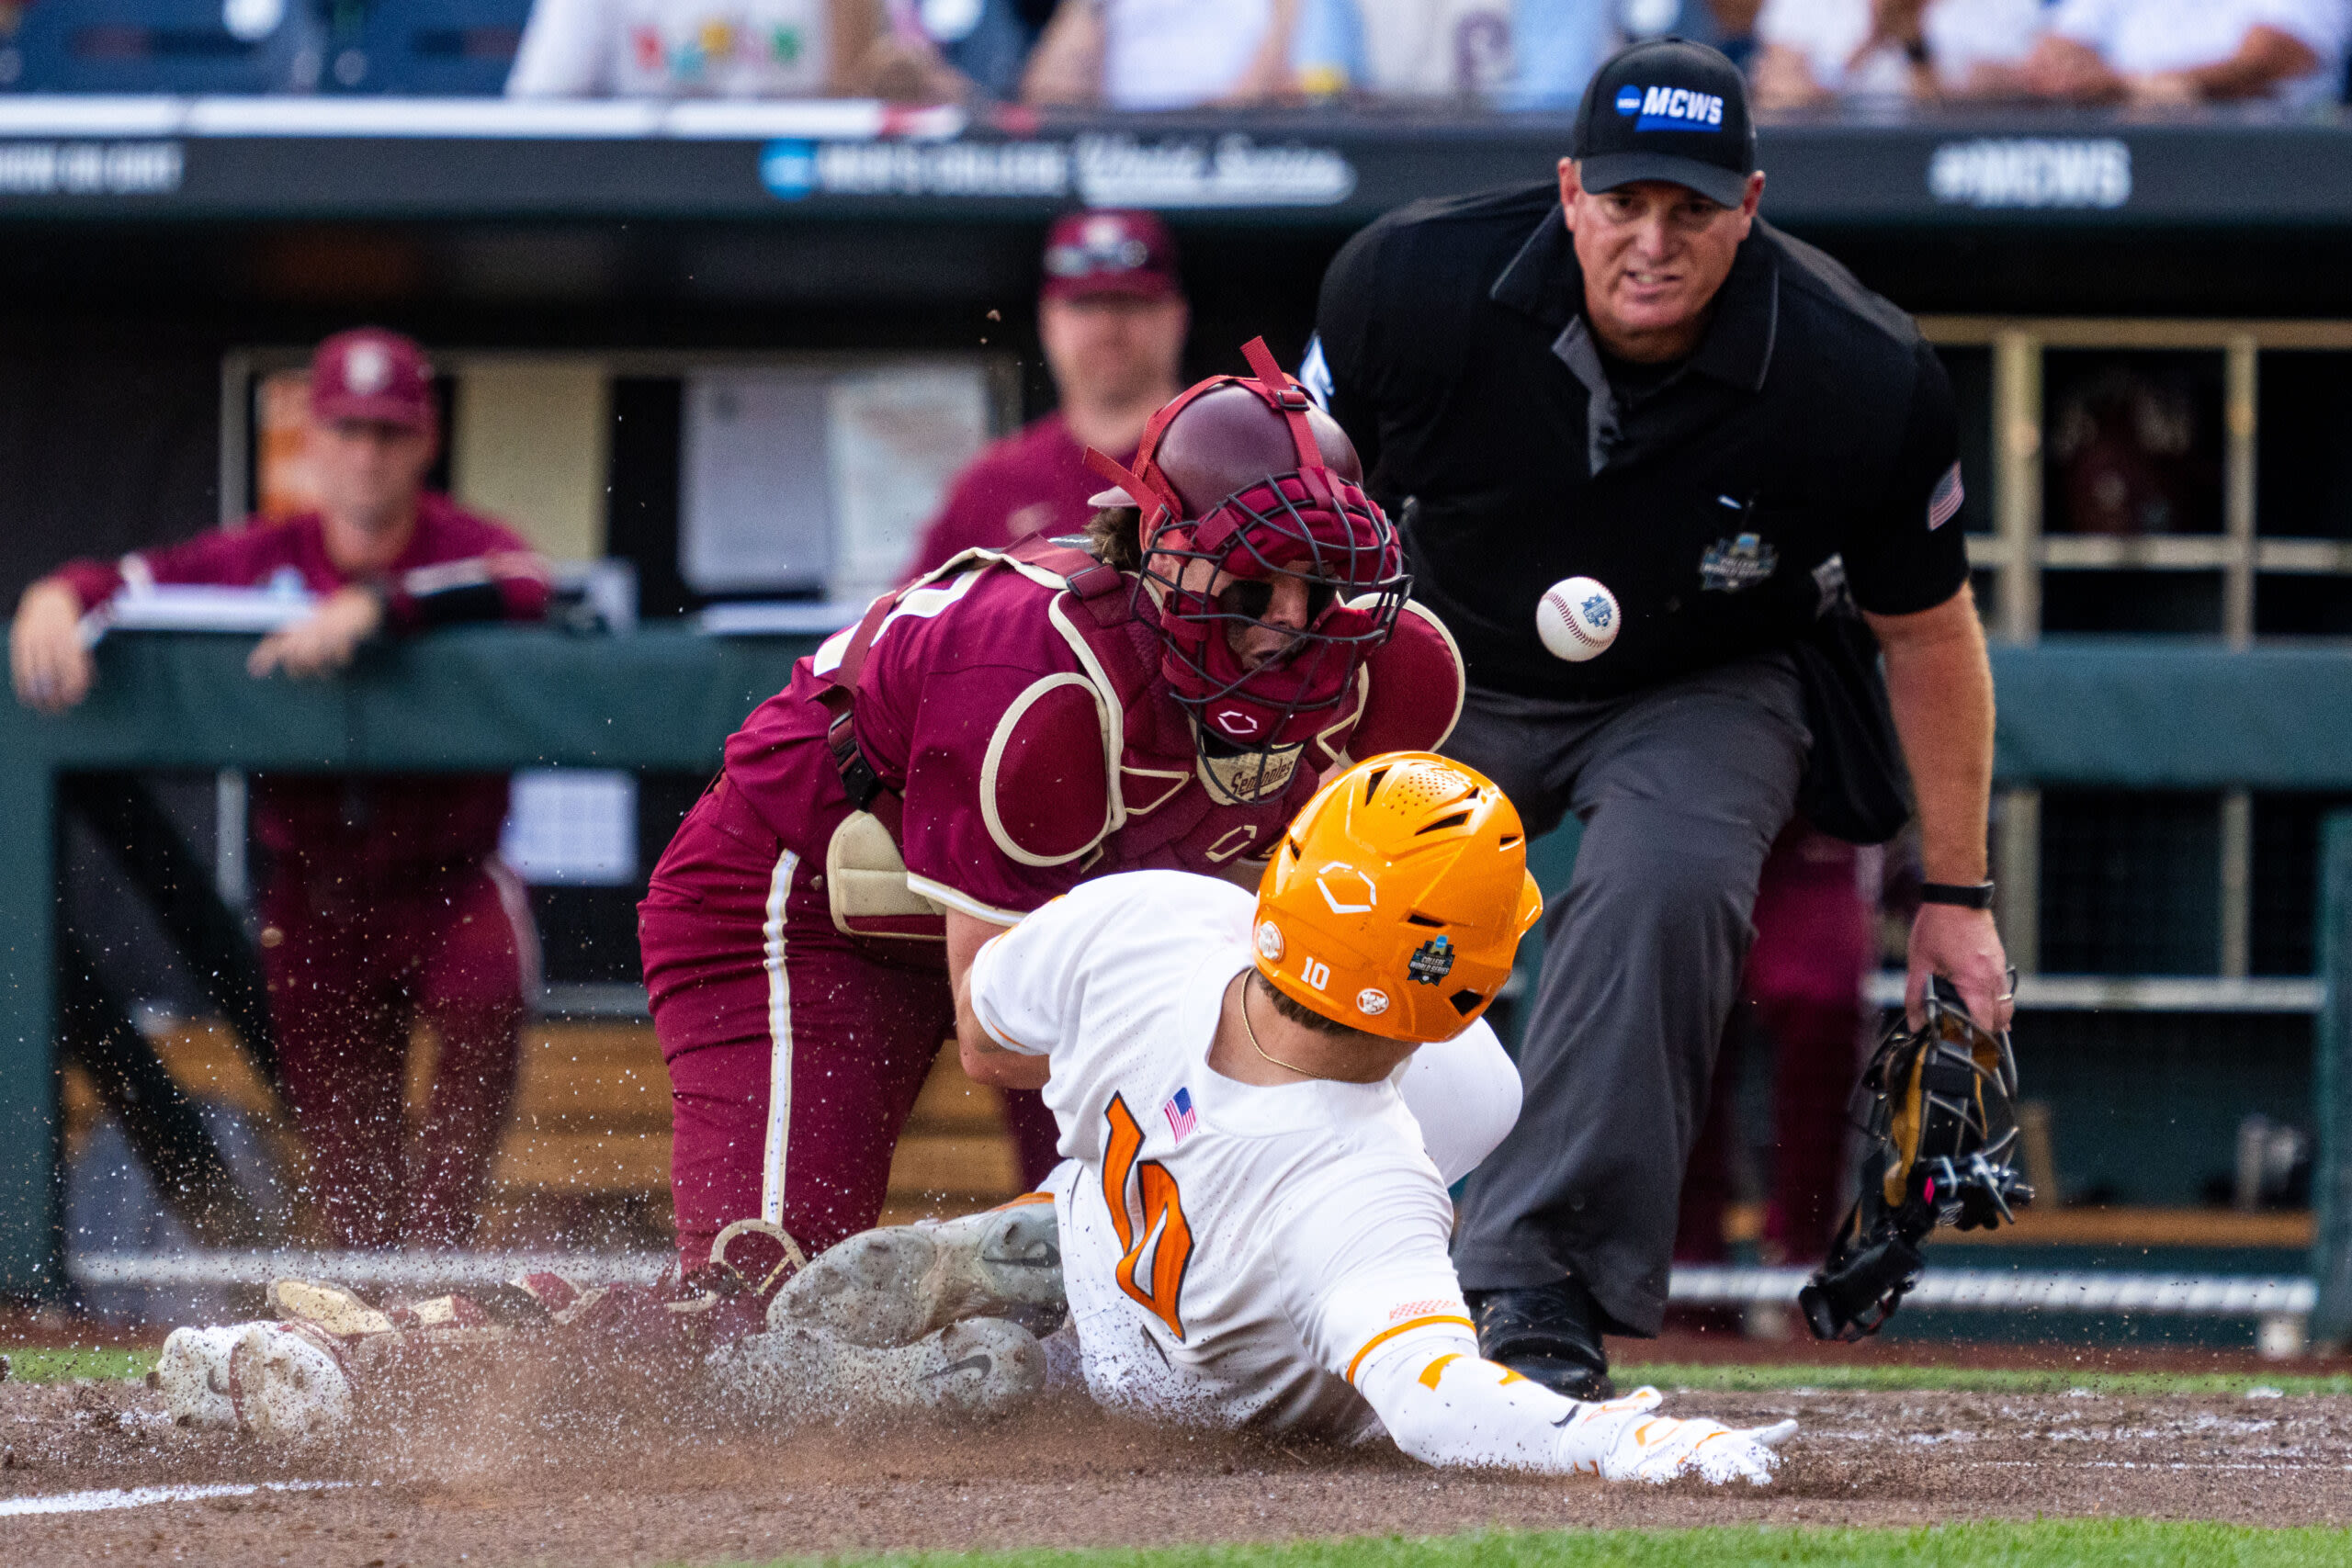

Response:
(724, 546), (1464, 925)
(901, 413), (1133, 582)
(49, 496), (551, 885)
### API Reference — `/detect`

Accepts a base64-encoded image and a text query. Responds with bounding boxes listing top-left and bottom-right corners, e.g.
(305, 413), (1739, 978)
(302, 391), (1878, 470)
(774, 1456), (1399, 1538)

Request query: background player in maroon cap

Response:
(639, 337), (1468, 1302)
(902, 209), (1189, 580)
(9, 327), (551, 1250)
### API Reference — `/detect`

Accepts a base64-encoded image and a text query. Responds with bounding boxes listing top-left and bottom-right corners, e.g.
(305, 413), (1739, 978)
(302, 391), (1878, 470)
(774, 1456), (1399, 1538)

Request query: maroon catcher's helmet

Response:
(1084, 337), (1408, 799)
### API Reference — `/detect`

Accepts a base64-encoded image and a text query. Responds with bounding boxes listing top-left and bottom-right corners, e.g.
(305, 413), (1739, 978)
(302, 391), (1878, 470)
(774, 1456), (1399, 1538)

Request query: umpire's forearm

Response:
(1867, 586), (1995, 885)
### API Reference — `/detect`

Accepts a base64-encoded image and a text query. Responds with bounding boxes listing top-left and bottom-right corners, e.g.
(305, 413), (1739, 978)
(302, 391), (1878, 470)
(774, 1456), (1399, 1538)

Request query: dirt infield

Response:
(4, 1351), (2352, 1568)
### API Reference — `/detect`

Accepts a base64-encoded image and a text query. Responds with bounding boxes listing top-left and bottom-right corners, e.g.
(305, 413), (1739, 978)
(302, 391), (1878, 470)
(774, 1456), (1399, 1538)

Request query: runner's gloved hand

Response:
(1556, 1386), (1797, 1484)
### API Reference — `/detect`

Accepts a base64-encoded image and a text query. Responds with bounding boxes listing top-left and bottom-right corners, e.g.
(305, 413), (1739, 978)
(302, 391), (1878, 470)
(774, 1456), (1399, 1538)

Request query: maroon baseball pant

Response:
(259, 859), (536, 1248)
(639, 778), (1060, 1281)
(1675, 829), (1873, 1266)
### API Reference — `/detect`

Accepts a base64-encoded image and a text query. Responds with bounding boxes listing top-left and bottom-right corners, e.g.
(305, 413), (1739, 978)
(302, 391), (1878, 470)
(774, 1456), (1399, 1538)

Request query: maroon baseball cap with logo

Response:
(309, 327), (435, 430)
(1040, 209), (1181, 302)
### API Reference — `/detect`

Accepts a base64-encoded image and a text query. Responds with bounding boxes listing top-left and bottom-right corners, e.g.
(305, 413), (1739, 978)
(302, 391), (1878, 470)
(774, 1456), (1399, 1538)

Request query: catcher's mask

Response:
(1085, 336), (1408, 802)
(1799, 976), (2032, 1342)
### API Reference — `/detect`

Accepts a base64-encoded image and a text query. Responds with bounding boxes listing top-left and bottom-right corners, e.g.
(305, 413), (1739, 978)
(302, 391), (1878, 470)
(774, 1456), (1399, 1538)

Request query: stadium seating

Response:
(317, 0), (532, 96)
(11, 0), (320, 94)
(6, 1), (532, 96)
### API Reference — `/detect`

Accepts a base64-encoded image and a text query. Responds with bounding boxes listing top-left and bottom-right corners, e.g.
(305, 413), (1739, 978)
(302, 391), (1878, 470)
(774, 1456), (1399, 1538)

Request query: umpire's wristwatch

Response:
(1920, 880), (1996, 910)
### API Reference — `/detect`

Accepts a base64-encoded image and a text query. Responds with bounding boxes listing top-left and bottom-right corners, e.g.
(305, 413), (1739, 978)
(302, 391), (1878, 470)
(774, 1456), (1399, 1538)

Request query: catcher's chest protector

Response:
(879, 538), (1343, 877)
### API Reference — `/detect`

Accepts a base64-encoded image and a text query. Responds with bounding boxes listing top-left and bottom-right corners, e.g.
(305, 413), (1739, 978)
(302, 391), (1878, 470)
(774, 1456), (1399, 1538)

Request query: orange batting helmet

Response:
(1253, 752), (1543, 1043)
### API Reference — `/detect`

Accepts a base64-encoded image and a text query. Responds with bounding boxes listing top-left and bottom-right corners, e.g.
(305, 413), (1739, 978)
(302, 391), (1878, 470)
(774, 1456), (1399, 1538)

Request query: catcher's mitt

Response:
(1799, 975), (2031, 1342)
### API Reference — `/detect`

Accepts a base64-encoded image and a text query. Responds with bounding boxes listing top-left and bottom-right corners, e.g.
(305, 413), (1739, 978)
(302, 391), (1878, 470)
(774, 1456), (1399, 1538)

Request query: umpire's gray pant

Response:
(1445, 654), (1810, 1336)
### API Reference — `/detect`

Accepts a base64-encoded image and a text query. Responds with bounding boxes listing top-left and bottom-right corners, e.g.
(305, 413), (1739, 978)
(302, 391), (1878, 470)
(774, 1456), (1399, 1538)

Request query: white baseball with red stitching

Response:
(1535, 576), (1620, 663)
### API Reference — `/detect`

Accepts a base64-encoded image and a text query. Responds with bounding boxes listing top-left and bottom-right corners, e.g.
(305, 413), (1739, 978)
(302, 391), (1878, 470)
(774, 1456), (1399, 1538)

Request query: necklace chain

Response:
(1238, 974), (1326, 1080)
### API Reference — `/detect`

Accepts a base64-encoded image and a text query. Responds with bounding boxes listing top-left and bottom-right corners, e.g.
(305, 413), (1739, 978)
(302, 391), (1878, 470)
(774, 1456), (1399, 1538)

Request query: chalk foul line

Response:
(0, 1479), (353, 1517)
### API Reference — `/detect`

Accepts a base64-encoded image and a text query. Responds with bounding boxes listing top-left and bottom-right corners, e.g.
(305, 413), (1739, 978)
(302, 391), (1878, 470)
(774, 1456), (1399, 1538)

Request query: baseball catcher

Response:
(635, 333), (1465, 1327)
(1799, 976), (2032, 1341)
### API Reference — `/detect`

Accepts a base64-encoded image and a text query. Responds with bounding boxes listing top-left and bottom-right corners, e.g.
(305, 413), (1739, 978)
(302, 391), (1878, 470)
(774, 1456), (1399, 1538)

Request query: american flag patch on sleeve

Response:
(1927, 462), (1964, 531)
(1163, 1088), (1197, 1144)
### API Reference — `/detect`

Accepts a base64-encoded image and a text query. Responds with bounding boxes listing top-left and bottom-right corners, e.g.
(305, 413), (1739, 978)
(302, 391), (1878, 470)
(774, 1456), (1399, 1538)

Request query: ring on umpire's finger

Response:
(1996, 992), (2015, 1004)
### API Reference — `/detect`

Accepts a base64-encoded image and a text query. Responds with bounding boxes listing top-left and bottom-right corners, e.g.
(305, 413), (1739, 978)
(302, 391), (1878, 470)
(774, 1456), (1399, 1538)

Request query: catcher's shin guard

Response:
(1800, 976), (2032, 1341)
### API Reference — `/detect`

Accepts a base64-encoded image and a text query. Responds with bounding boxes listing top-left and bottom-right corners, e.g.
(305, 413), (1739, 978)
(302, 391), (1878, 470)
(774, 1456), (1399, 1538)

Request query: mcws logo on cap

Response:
(1613, 83), (1725, 133)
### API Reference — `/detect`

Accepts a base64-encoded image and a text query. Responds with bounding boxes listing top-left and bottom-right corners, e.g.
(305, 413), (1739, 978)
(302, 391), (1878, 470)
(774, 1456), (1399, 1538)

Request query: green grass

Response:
(4, 1347), (154, 1384)
(769, 1522), (2352, 1567)
(1613, 1362), (2352, 1398)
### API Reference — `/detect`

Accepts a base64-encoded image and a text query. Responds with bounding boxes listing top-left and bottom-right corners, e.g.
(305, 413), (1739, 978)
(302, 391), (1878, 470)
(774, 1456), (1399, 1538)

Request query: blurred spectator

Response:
(1290, 0), (1517, 100)
(2021, 0), (2345, 106)
(1021, 0), (1299, 107)
(902, 209), (1187, 579)
(508, 0), (964, 98)
(1496, 0), (1758, 109)
(903, 0), (1058, 98)
(1706, 0), (1767, 69)
(1677, 825), (1879, 1273)
(1752, 0), (2044, 105)
(9, 329), (551, 1251)
(1498, 0), (1623, 106)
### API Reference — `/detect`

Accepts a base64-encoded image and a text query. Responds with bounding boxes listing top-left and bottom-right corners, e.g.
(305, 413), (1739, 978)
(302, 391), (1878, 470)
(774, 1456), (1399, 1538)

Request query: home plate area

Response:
(4, 1359), (2352, 1566)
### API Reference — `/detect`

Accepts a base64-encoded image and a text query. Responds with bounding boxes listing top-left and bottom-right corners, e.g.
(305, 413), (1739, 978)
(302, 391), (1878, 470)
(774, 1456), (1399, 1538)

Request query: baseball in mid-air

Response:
(1536, 576), (1621, 662)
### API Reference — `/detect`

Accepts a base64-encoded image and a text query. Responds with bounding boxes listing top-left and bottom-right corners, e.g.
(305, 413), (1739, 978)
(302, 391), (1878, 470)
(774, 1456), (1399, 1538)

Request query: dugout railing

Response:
(8, 629), (2352, 1346)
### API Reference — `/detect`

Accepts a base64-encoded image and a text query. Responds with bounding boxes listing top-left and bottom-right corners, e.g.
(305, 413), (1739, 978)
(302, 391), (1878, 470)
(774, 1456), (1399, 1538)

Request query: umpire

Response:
(1309, 38), (2010, 1396)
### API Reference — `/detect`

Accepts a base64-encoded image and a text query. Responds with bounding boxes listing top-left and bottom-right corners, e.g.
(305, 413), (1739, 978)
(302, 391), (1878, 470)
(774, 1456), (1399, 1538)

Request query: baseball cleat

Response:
(1468, 1280), (1615, 1401)
(156, 1325), (242, 1429)
(158, 1322), (353, 1438)
(713, 1315), (1046, 1420)
(770, 1196), (1063, 1348)
(269, 1279), (394, 1338)
(229, 1323), (353, 1439)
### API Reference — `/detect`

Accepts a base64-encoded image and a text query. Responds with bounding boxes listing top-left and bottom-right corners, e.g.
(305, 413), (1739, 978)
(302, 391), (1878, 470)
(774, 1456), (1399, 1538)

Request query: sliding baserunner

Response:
(764, 752), (1794, 1482)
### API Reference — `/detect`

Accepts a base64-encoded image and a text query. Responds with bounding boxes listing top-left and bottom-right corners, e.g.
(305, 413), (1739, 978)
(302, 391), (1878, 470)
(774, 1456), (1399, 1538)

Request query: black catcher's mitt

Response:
(1799, 975), (2032, 1342)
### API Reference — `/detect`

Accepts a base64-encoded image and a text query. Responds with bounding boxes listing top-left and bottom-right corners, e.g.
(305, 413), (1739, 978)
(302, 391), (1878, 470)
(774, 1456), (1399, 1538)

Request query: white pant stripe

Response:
(760, 847), (799, 1225)
(483, 854), (544, 1008)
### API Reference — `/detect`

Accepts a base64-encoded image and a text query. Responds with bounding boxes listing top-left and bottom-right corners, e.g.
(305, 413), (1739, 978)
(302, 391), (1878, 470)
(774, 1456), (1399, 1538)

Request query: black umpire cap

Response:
(1572, 38), (1757, 209)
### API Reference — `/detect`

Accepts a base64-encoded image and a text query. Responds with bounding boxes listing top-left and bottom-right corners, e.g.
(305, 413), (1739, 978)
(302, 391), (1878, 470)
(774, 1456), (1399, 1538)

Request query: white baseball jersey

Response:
(968, 867), (1800, 1482)
(967, 869), (1518, 1441)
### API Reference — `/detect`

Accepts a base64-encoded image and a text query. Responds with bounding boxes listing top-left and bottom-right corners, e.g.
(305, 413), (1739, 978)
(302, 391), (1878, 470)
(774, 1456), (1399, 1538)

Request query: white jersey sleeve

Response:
(1275, 1159), (1787, 1480)
(1321, 1265), (1787, 1478)
(966, 893), (1094, 1057)
(1392, 1021), (1520, 1187)
(1273, 1169), (1595, 1472)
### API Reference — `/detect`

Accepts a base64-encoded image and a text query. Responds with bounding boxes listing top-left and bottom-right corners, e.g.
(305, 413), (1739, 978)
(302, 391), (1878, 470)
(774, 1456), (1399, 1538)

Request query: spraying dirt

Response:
(4, 1345), (2351, 1566)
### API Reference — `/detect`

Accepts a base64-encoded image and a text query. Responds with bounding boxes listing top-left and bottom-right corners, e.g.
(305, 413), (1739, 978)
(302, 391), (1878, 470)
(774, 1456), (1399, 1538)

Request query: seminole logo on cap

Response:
(1613, 84), (1725, 133)
(1046, 214), (1150, 276)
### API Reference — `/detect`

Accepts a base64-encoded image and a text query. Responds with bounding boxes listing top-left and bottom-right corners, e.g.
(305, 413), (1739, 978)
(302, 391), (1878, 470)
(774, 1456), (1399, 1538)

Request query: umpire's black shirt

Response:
(1314, 181), (1970, 701)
